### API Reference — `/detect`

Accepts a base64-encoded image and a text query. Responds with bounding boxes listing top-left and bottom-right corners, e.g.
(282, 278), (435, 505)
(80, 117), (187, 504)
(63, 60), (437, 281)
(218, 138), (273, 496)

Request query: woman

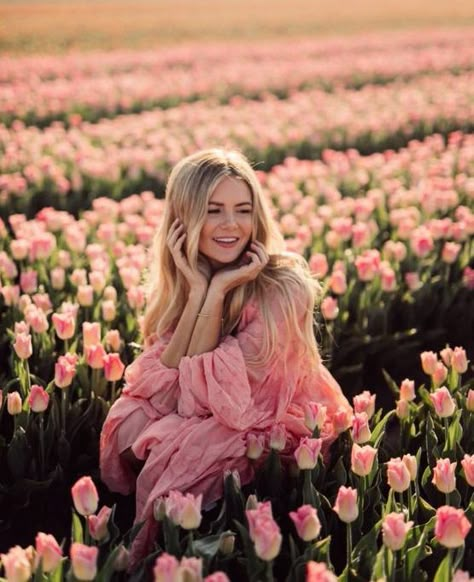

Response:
(100, 149), (351, 564)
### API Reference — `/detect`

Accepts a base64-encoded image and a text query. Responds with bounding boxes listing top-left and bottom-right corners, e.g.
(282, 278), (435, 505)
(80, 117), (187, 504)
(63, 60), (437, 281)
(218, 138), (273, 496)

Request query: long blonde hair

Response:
(143, 149), (321, 369)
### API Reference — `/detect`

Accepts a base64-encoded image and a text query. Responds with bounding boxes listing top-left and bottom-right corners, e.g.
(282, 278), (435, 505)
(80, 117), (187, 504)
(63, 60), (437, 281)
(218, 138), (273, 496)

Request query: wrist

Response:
(188, 286), (207, 304)
(207, 281), (226, 302)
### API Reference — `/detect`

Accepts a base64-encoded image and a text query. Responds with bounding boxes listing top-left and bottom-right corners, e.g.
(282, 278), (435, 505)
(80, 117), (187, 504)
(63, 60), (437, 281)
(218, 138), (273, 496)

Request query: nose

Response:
(221, 211), (238, 228)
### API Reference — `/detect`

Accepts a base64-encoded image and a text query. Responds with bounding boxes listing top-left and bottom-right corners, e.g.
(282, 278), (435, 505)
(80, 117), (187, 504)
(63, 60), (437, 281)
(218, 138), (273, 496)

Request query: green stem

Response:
(265, 561), (274, 582)
(443, 417), (449, 450)
(448, 548), (453, 580)
(61, 389), (68, 432)
(24, 359), (32, 397)
(346, 523), (352, 574)
(110, 380), (117, 404)
(39, 415), (45, 480)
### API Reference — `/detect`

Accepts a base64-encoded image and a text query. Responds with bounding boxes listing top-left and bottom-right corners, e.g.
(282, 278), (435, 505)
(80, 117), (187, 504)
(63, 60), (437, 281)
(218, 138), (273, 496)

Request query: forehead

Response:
(209, 176), (252, 204)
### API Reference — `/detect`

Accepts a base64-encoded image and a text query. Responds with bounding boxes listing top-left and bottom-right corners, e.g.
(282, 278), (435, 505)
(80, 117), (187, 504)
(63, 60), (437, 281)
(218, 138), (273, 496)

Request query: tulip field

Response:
(0, 24), (474, 582)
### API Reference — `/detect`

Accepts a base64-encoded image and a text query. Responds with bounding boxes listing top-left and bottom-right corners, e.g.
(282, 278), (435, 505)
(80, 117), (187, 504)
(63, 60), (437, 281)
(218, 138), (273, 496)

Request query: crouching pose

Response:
(99, 149), (352, 564)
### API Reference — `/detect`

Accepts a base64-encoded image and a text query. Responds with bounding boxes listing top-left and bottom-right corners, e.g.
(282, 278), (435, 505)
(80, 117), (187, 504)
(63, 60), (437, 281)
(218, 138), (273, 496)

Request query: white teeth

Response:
(214, 238), (238, 242)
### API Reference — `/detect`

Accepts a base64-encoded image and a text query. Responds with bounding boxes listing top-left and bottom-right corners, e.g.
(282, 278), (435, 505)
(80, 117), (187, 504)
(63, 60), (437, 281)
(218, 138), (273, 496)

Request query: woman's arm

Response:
(186, 283), (225, 357)
(159, 288), (207, 368)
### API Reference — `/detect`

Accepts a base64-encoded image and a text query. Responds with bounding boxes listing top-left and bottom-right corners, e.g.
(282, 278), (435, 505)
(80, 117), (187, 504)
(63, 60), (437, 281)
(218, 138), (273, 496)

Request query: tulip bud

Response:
(352, 412), (371, 444)
(82, 322), (101, 348)
(246, 501), (282, 561)
(85, 344), (107, 369)
(51, 267), (66, 290)
(303, 402), (327, 431)
(466, 390), (474, 412)
(321, 296), (339, 320)
(420, 351), (438, 375)
(101, 300), (116, 322)
(246, 433), (265, 460)
(88, 505), (112, 541)
(289, 505), (321, 541)
(333, 486), (358, 523)
(435, 506), (471, 548)
(178, 493), (202, 530)
(382, 512), (413, 551)
(332, 407), (353, 434)
(269, 423), (287, 451)
(353, 390), (376, 419)
(399, 379), (415, 402)
(70, 543), (98, 581)
(461, 454), (474, 487)
(294, 437), (322, 470)
(113, 545), (129, 572)
(386, 458), (411, 492)
(432, 362), (448, 387)
(306, 562), (338, 582)
(28, 385), (49, 413)
(7, 392), (22, 415)
(153, 553), (179, 582)
(396, 399), (410, 420)
(0, 546), (32, 582)
(430, 386), (456, 418)
(218, 532), (235, 555)
(440, 347), (453, 367)
(245, 494), (259, 511)
(55, 356), (76, 389)
(351, 443), (377, 477)
(35, 532), (62, 573)
(452, 347), (468, 374)
(105, 329), (121, 352)
(51, 312), (76, 340)
(432, 458), (457, 494)
(153, 497), (167, 522)
(103, 353), (125, 381)
(402, 454), (418, 481)
(13, 332), (32, 360)
(71, 476), (99, 516)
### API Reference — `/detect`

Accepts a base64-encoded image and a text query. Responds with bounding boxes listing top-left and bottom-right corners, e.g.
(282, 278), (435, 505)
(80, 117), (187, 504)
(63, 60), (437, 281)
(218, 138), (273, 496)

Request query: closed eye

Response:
(207, 209), (252, 214)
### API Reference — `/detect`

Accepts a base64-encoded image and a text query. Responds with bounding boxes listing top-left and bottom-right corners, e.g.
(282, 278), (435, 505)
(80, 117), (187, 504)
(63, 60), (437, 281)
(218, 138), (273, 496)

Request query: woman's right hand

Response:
(167, 218), (210, 293)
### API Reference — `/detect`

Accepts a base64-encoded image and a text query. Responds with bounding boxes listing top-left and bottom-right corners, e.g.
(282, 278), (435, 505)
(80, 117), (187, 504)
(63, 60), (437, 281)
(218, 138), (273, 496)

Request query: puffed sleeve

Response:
(177, 291), (307, 432)
(100, 335), (179, 494)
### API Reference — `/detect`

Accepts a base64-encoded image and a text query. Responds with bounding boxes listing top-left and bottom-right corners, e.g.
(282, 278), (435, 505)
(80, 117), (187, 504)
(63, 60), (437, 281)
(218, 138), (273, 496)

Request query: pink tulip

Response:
(333, 486), (358, 523)
(103, 353), (125, 381)
(88, 505), (112, 541)
(405, 272), (422, 291)
(51, 312), (75, 340)
(20, 270), (38, 294)
(101, 299), (116, 321)
(452, 570), (472, 582)
(399, 379), (415, 402)
(82, 322), (101, 348)
(35, 532), (62, 573)
(246, 501), (282, 561)
(51, 267), (66, 290)
(71, 476), (99, 516)
(432, 459), (457, 494)
(420, 351), (438, 375)
(402, 454), (418, 481)
(153, 553), (179, 582)
(70, 543), (98, 581)
(353, 390), (376, 419)
(351, 443), (377, 477)
(452, 347), (468, 374)
(352, 412), (371, 444)
(13, 332), (32, 360)
(26, 308), (48, 333)
(85, 344), (107, 369)
(309, 253), (328, 278)
(432, 362), (448, 387)
(333, 406), (353, 434)
(440, 347), (454, 367)
(396, 399), (410, 419)
(164, 490), (202, 530)
(54, 356), (76, 389)
(246, 433), (265, 460)
(89, 271), (106, 293)
(306, 561), (338, 582)
(430, 386), (456, 418)
(381, 267), (396, 292)
(441, 241), (461, 264)
(179, 557), (203, 581)
(461, 454), (474, 487)
(382, 512), (413, 551)
(269, 423), (287, 451)
(289, 504), (321, 541)
(0, 546), (32, 582)
(105, 329), (121, 351)
(320, 296), (339, 320)
(466, 390), (474, 412)
(435, 506), (471, 548)
(28, 385), (49, 413)
(294, 437), (322, 470)
(386, 458), (411, 492)
(7, 392), (22, 416)
(410, 226), (434, 257)
(303, 402), (327, 431)
(204, 573), (231, 582)
(329, 270), (347, 295)
(113, 545), (129, 572)
(77, 285), (94, 307)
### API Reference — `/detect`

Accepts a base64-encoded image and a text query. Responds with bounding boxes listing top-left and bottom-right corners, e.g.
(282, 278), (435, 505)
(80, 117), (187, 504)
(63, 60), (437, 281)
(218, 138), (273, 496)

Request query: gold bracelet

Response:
(197, 312), (222, 319)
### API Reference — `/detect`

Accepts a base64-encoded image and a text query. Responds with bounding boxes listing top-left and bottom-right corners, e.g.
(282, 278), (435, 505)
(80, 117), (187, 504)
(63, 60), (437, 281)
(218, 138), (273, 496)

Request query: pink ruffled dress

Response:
(99, 294), (351, 564)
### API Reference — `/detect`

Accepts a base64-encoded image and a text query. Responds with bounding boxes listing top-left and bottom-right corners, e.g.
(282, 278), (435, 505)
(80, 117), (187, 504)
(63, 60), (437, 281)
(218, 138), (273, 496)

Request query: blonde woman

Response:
(100, 149), (351, 564)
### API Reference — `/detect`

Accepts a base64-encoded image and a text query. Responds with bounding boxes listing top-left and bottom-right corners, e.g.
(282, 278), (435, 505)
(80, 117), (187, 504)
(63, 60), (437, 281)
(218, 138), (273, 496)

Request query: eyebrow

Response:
(208, 201), (253, 207)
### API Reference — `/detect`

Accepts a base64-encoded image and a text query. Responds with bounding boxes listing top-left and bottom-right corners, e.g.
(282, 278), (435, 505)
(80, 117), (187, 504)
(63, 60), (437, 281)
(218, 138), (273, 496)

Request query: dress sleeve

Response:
(177, 291), (307, 432)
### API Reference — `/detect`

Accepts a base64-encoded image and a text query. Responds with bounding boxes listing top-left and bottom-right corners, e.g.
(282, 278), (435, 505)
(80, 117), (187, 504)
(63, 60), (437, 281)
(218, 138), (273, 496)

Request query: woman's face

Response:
(198, 176), (254, 271)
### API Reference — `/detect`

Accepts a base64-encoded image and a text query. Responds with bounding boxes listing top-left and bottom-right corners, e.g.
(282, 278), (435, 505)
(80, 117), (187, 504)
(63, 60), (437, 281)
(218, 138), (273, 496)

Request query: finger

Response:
(249, 244), (266, 263)
(167, 224), (184, 246)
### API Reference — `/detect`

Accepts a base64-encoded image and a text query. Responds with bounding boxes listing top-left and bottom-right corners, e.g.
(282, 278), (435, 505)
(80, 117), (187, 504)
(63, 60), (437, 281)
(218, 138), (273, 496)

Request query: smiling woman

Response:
(99, 148), (352, 567)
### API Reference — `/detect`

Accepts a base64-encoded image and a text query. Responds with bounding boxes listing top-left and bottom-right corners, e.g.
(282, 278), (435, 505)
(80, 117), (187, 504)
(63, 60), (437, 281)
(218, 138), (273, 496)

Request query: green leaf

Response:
(370, 410), (395, 448)
(382, 369), (400, 397)
(433, 551), (450, 582)
(71, 511), (84, 544)
(193, 534), (222, 560)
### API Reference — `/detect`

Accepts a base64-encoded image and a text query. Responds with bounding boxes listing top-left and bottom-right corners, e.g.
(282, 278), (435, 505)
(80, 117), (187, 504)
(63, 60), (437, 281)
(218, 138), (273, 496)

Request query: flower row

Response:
(1, 30), (474, 126)
(1, 72), (474, 215)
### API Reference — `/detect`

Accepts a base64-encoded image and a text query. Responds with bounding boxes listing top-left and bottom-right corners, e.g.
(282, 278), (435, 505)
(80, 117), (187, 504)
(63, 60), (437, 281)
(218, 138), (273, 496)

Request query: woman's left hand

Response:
(210, 241), (269, 296)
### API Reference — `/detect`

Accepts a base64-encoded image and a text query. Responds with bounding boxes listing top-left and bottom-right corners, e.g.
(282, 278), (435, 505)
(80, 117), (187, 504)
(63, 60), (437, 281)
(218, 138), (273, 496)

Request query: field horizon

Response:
(1, 0), (474, 54)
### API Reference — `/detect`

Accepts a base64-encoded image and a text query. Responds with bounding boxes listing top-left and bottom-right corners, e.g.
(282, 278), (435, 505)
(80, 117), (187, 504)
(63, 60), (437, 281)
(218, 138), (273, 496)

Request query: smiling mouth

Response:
(213, 237), (240, 248)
